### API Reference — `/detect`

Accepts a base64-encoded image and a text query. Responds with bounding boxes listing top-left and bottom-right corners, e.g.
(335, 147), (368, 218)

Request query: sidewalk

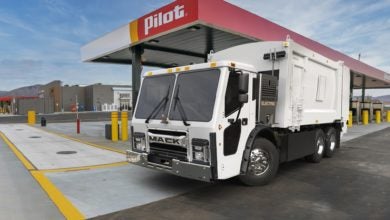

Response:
(342, 123), (390, 142)
(40, 121), (130, 153)
(0, 124), (125, 170)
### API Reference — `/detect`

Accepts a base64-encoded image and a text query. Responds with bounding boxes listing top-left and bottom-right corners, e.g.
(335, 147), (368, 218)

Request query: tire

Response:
(305, 129), (325, 163)
(239, 138), (279, 186)
(324, 127), (339, 158)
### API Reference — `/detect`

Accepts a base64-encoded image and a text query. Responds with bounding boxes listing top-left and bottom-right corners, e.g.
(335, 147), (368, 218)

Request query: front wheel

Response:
(239, 138), (279, 186)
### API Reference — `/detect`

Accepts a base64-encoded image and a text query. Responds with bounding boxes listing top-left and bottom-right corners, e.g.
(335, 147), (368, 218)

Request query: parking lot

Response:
(0, 122), (389, 220)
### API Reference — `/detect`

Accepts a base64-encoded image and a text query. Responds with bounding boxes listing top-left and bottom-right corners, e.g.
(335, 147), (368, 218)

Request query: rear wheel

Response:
(324, 127), (338, 158)
(239, 138), (279, 186)
(305, 129), (325, 163)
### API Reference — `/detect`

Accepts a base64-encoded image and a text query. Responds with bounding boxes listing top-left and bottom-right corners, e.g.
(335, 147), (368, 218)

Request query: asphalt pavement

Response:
(94, 127), (390, 220)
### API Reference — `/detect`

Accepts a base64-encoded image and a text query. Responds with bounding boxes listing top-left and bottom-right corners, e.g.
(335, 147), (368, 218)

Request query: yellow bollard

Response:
(27, 111), (36, 125)
(121, 111), (128, 141)
(387, 110), (390, 123)
(375, 110), (381, 124)
(362, 110), (369, 125)
(348, 111), (353, 128)
(111, 112), (119, 142)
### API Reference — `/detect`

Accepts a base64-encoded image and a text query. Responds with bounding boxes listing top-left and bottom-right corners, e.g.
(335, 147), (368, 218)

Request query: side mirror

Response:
(239, 94), (248, 103)
(238, 73), (249, 104)
(238, 73), (249, 94)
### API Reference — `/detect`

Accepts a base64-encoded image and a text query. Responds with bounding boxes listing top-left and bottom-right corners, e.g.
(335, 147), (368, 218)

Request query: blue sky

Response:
(0, 0), (170, 91)
(0, 0), (389, 96)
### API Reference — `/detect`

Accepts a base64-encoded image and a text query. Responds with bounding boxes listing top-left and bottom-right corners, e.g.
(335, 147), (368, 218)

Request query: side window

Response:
(225, 71), (240, 117)
(316, 75), (326, 101)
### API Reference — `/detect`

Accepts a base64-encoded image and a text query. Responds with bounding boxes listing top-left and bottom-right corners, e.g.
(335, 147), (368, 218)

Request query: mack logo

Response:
(149, 136), (180, 145)
(144, 5), (185, 35)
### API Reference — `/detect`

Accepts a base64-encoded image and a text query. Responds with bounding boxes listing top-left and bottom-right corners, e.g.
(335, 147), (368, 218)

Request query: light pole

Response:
(40, 89), (45, 114)
(12, 97), (15, 115)
(76, 95), (80, 134)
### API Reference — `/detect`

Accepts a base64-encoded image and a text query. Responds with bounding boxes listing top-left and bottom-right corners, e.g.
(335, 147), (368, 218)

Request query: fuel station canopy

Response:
(81, 0), (390, 89)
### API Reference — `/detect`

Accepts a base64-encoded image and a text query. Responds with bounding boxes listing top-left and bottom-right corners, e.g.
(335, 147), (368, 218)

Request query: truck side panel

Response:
(299, 55), (341, 126)
(279, 43), (347, 129)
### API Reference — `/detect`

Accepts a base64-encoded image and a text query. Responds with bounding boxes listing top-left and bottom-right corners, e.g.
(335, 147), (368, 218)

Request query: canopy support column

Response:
(349, 71), (354, 106)
(131, 45), (143, 110)
(361, 75), (366, 103)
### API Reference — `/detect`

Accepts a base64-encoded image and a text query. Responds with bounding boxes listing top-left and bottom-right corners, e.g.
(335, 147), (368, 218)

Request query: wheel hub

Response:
(329, 134), (336, 151)
(317, 139), (324, 154)
(248, 149), (270, 176)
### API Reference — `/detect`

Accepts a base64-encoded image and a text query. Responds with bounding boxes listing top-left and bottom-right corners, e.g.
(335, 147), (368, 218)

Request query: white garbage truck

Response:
(127, 40), (350, 185)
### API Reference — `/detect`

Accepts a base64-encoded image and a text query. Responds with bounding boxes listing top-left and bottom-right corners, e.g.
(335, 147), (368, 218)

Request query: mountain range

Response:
(0, 85), (41, 97)
(375, 95), (390, 103)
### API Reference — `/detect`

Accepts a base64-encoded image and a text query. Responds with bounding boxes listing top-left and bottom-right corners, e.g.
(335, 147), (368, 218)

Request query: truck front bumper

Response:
(126, 150), (213, 182)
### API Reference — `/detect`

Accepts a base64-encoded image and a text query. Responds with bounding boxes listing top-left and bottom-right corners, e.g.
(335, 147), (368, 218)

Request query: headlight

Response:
(192, 139), (210, 163)
(133, 133), (146, 152)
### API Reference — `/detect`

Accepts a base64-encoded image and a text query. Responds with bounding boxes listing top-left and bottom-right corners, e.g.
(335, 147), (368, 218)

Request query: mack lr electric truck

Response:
(127, 40), (350, 185)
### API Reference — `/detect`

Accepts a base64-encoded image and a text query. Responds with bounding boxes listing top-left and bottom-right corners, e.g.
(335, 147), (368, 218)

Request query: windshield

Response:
(135, 74), (175, 120)
(135, 69), (220, 122)
(170, 69), (220, 122)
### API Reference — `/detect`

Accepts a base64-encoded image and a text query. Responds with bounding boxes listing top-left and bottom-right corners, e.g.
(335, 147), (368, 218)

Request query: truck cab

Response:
(128, 60), (257, 181)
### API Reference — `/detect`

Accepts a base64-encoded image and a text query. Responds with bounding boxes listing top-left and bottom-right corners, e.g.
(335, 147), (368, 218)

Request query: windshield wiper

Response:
(173, 85), (190, 126)
(145, 86), (170, 124)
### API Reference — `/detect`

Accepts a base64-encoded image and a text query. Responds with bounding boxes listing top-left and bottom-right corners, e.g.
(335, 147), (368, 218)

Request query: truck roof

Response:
(143, 61), (255, 77)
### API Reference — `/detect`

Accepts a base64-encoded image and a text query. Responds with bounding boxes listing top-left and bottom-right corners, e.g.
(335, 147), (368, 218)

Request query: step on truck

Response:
(127, 40), (350, 185)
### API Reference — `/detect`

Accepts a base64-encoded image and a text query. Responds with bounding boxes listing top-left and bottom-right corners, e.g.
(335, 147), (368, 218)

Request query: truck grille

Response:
(147, 129), (188, 166)
(149, 143), (187, 161)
